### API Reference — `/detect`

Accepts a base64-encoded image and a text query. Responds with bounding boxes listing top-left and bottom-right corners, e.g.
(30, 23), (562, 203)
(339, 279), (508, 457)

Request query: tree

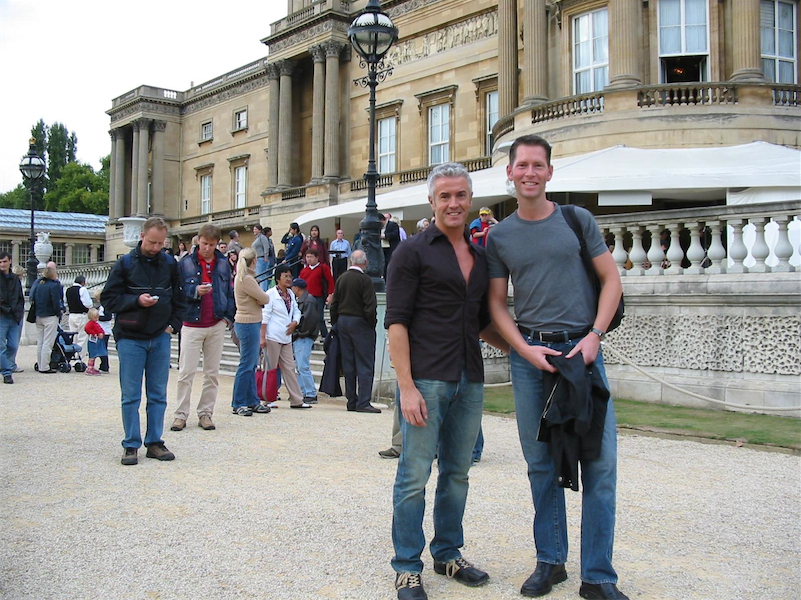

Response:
(46, 122), (77, 186)
(0, 184), (29, 209)
(43, 158), (109, 215)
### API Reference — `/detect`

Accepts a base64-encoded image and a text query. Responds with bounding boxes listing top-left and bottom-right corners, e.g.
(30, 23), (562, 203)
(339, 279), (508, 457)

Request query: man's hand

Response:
(566, 334), (600, 365)
(399, 386), (428, 427)
(519, 344), (562, 373)
(286, 321), (298, 335)
(325, 293), (333, 305)
(197, 283), (212, 296)
(260, 337), (267, 349)
(138, 294), (158, 307)
(164, 325), (173, 334)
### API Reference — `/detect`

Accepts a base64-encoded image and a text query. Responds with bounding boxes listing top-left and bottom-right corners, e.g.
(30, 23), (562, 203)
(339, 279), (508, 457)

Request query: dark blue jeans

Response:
(232, 322), (261, 409)
(510, 340), (618, 584)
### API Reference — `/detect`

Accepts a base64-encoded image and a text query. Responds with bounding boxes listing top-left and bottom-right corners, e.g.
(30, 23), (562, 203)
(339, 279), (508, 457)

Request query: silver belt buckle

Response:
(538, 331), (554, 342)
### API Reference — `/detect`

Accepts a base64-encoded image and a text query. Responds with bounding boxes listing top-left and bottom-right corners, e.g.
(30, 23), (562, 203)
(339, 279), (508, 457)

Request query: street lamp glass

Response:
(349, 10), (397, 62)
(19, 154), (46, 181)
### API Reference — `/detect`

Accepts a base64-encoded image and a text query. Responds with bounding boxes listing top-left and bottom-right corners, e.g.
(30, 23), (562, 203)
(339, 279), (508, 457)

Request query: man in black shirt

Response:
(385, 163), (508, 600)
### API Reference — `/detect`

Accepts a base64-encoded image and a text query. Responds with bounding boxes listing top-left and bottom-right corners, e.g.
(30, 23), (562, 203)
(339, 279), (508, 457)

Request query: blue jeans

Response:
(472, 426), (484, 461)
(293, 337), (316, 398)
(116, 333), (171, 448)
(391, 371), (484, 574)
(232, 322), (261, 409)
(510, 340), (618, 584)
(256, 258), (270, 292)
(0, 315), (21, 376)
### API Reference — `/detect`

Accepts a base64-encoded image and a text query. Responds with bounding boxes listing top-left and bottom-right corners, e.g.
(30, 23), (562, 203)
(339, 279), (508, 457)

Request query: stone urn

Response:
(119, 216), (147, 248)
(33, 232), (53, 267)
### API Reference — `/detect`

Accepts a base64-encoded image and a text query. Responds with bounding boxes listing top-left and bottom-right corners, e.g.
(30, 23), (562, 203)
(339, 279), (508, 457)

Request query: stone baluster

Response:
(749, 217), (771, 273)
(704, 221), (727, 274)
(727, 219), (748, 273)
(324, 42), (344, 180)
(130, 122), (140, 217)
(497, 0), (519, 117)
(684, 222), (706, 274)
(627, 226), (647, 276)
(771, 216), (795, 272)
(646, 224), (665, 274)
(266, 63), (280, 190)
(309, 45), (326, 184)
(610, 226), (628, 274)
(277, 60), (296, 189)
(664, 223), (684, 274)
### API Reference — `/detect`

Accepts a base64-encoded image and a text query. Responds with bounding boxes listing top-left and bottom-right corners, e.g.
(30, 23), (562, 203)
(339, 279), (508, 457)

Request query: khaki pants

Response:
(174, 320), (226, 419)
(264, 338), (303, 404)
(68, 313), (89, 355)
(36, 316), (59, 370)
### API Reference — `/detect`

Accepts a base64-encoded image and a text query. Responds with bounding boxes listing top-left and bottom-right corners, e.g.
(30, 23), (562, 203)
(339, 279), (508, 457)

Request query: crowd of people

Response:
(0, 134), (628, 600)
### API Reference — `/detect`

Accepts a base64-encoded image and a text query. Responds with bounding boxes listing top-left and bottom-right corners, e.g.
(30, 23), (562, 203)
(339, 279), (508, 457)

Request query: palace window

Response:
(200, 174), (212, 214)
(486, 90), (499, 153)
(200, 121), (213, 142)
(429, 104), (450, 165)
(50, 243), (65, 267)
(573, 8), (609, 93)
(658, 0), (709, 82)
(73, 244), (90, 265)
(233, 108), (248, 132)
(761, 0), (797, 83)
(234, 166), (247, 208)
(378, 117), (396, 174)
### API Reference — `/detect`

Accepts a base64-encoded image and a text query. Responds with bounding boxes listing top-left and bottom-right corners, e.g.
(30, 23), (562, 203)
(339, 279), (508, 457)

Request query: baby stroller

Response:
(34, 327), (87, 373)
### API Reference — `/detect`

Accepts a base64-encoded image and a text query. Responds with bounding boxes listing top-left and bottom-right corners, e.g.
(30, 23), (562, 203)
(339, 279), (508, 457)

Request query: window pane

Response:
(778, 30), (794, 58)
(594, 35), (608, 63)
(762, 26), (776, 54)
(685, 0), (707, 25)
(762, 57), (776, 80)
(661, 26), (682, 54)
(778, 1), (793, 28)
(576, 70), (591, 93)
(441, 105), (449, 139)
(594, 66), (609, 90)
(761, 0), (775, 27)
(431, 145), (442, 165)
(686, 25), (707, 53)
(593, 8), (608, 36)
(430, 106), (440, 128)
(659, 0), (681, 27)
(576, 14), (590, 42)
(778, 60), (795, 82)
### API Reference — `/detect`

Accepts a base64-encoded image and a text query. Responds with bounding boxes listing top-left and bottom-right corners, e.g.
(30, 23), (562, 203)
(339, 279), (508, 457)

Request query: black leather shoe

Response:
(521, 562), (567, 597)
(355, 405), (382, 413)
(395, 572), (427, 600)
(579, 582), (629, 600)
(433, 557), (489, 587)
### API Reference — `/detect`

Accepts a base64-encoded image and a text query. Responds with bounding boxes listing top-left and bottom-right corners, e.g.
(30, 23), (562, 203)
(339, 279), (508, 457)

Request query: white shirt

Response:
(261, 286), (302, 344)
(72, 283), (93, 309)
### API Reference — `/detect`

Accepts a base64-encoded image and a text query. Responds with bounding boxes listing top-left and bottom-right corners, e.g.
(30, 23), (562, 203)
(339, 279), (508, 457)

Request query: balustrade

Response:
(594, 201), (800, 276)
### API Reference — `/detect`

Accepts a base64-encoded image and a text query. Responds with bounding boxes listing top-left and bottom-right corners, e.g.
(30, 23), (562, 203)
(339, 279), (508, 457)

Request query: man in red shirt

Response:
(299, 248), (334, 339)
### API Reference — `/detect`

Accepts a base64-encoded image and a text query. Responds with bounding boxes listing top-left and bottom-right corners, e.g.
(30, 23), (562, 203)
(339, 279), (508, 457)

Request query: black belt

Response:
(517, 325), (590, 343)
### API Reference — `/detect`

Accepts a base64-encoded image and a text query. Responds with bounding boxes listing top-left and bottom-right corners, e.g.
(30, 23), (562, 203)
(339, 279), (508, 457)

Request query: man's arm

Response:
(479, 322), (510, 354)
(362, 277), (377, 328)
(488, 278), (560, 372)
(101, 261), (141, 315)
(324, 265), (335, 304)
(79, 286), (93, 309)
(566, 251), (622, 364)
(167, 260), (188, 334)
(329, 279), (339, 325)
(388, 323), (428, 427)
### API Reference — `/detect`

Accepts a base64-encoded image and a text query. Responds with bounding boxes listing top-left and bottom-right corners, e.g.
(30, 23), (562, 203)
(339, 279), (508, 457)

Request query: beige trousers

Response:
(174, 320), (226, 419)
(68, 313), (89, 355)
(264, 338), (303, 404)
(36, 316), (59, 370)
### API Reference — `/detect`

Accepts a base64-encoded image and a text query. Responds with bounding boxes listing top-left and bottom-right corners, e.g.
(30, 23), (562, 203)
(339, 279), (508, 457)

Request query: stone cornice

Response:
(109, 100), (181, 124)
(181, 73), (269, 116)
(266, 19), (349, 54)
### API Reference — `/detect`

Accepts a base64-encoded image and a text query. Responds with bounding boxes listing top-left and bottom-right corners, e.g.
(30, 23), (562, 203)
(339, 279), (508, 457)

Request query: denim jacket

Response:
(178, 249), (235, 325)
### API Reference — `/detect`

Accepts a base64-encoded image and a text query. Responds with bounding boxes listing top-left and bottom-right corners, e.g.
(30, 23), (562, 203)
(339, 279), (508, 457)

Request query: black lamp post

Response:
(348, 0), (398, 292)
(19, 138), (46, 295)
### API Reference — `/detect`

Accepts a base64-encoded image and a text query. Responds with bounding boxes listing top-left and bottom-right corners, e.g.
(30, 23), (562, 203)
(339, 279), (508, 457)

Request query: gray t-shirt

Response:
(486, 204), (608, 331)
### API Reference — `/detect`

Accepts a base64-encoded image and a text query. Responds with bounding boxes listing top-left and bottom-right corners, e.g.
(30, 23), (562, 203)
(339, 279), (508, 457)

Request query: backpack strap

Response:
(560, 204), (594, 275)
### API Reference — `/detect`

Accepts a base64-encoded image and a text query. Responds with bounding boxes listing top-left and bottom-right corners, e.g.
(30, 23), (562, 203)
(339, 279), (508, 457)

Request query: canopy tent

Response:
(297, 142), (801, 237)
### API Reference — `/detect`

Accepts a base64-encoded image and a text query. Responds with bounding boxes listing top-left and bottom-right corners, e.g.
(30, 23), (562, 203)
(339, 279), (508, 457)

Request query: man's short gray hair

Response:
(426, 162), (472, 197)
(350, 249), (367, 266)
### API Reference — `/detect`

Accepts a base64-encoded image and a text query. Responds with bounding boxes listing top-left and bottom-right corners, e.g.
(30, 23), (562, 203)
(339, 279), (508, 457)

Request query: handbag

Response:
(255, 350), (279, 403)
(26, 302), (36, 324)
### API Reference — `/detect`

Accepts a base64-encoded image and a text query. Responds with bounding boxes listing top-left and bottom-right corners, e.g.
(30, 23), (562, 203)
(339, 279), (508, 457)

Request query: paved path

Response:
(1, 345), (799, 600)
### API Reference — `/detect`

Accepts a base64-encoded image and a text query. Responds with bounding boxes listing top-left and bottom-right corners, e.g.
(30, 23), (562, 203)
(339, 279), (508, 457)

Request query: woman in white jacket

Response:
(261, 264), (311, 409)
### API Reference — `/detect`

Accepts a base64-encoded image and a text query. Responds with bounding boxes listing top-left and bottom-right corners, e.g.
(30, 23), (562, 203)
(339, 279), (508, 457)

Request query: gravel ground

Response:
(1, 344), (799, 600)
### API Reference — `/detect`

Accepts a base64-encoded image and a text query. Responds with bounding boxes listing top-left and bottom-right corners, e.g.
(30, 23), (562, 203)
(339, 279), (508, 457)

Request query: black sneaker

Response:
(433, 557), (489, 587)
(303, 396), (318, 404)
(145, 442), (175, 461)
(395, 572), (427, 600)
(251, 403), (271, 414)
(121, 448), (138, 466)
(3, 374), (13, 384)
(232, 406), (253, 416)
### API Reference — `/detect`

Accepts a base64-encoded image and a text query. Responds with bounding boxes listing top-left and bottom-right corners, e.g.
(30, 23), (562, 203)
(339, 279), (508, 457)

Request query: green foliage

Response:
(43, 160), (109, 215)
(46, 122), (77, 185)
(0, 184), (30, 209)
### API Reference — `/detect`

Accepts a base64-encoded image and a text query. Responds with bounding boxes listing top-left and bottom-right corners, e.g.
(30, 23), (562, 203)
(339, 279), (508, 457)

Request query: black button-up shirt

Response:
(384, 224), (491, 383)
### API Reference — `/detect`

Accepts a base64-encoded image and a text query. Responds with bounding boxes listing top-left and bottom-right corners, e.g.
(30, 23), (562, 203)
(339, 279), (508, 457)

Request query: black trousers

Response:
(332, 258), (348, 281)
(337, 315), (375, 410)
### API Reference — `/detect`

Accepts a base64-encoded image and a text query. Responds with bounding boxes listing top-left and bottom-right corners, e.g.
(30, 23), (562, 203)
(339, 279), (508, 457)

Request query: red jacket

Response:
(299, 263), (334, 298)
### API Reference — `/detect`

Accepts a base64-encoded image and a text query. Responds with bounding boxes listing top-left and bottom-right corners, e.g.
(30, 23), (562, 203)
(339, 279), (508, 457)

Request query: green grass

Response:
(482, 386), (801, 450)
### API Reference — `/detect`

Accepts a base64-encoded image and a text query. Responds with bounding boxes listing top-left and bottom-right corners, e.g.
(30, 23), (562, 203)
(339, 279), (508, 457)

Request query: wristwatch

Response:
(590, 327), (606, 340)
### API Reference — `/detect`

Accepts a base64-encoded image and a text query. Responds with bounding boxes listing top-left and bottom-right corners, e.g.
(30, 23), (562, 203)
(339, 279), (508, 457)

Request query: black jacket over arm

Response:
(0, 272), (24, 322)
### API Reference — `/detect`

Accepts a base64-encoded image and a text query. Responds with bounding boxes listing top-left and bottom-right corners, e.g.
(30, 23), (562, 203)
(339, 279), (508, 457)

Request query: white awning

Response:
(297, 142), (801, 237)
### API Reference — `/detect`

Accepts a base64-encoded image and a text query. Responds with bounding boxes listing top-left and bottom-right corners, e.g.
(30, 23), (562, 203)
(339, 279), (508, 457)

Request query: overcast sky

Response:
(0, 0), (287, 193)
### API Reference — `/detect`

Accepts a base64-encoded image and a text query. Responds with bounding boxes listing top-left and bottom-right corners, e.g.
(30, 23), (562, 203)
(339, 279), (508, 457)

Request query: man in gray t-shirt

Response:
(486, 135), (627, 600)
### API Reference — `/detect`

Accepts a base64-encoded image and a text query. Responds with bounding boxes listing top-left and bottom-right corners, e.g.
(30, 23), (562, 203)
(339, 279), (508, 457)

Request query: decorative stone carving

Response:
(310, 44), (326, 62)
(119, 217), (147, 248)
(325, 40), (345, 58)
(383, 10), (497, 69)
(278, 59), (297, 77)
(387, 0), (447, 19)
(182, 75), (269, 115)
(268, 21), (348, 53)
(152, 120), (167, 132)
(34, 232), (53, 267)
(605, 314), (801, 376)
(266, 63), (280, 79)
(109, 101), (181, 122)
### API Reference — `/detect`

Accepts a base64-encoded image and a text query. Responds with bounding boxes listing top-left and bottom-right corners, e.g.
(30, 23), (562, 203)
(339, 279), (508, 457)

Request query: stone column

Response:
(151, 120), (166, 216)
(730, 0), (766, 81)
(607, 0), (642, 89)
(267, 63), (280, 190)
(89, 244), (98, 263)
(324, 42), (344, 180)
(114, 128), (126, 220)
(136, 119), (151, 216)
(65, 243), (74, 266)
(497, 0), (519, 116)
(309, 45), (326, 184)
(522, 0), (548, 104)
(277, 60), (296, 189)
(109, 130), (117, 220)
(130, 122), (140, 216)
